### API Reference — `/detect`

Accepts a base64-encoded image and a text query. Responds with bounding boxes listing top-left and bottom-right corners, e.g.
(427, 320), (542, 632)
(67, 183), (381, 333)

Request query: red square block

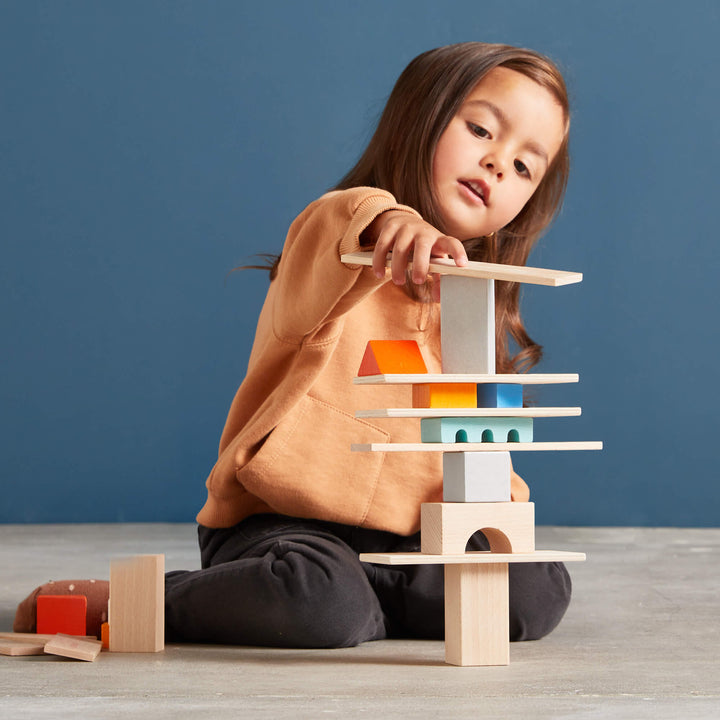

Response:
(37, 595), (87, 636)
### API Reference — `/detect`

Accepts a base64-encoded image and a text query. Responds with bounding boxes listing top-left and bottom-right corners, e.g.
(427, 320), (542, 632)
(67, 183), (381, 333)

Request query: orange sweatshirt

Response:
(197, 187), (526, 535)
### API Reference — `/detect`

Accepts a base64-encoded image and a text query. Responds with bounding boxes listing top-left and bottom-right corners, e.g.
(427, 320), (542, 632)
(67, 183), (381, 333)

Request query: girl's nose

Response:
(482, 155), (505, 179)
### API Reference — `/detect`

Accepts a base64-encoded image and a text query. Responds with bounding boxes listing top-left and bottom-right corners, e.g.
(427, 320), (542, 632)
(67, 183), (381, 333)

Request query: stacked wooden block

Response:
(343, 252), (601, 666)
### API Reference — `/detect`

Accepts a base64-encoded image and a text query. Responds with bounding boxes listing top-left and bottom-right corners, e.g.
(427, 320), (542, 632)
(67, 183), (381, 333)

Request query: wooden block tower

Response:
(342, 251), (601, 666)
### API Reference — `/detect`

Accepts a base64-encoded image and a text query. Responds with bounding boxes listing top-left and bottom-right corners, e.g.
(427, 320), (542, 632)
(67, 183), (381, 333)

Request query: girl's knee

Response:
(509, 561), (572, 641)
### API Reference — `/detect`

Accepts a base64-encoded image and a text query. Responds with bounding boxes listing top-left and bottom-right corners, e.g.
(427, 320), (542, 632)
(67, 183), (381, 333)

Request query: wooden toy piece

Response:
(340, 251), (583, 286)
(0, 638), (47, 656)
(441, 276), (495, 374)
(109, 554), (164, 653)
(477, 383), (523, 408)
(421, 417), (533, 443)
(36, 595), (87, 636)
(356, 406), (581, 418)
(359, 549), (586, 565)
(101, 622), (109, 649)
(352, 440), (602, 452)
(421, 502), (535, 554)
(412, 383), (476, 408)
(445, 562), (509, 666)
(354, 372), (579, 385)
(0, 631), (97, 643)
(44, 634), (102, 662)
(358, 340), (428, 376)
(443, 451), (511, 502)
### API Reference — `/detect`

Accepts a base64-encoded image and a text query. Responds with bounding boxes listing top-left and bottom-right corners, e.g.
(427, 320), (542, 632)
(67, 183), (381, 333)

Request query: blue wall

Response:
(2, 1), (718, 526)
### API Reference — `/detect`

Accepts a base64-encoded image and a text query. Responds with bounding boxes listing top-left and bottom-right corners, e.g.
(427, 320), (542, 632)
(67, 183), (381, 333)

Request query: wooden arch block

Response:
(420, 502), (535, 555)
(358, 340), (428, 376)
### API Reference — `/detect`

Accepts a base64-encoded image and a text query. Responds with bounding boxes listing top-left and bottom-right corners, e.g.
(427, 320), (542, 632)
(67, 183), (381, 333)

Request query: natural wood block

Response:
(340, 251), (583, 286)
(0, 631), (97, 643)
(412, 383), (477, 408)
(445, 563), (509, 666)
(441, 276), (495, 374)
(109, 554), (165, 653)
(358, 340), (428, 376)
(358, 550), (586, 565)
(0, 639), (47, 656)
(36, 594), (87, 637)
(357, 407), (581, 419)
(44, 634), (102, 662)
(421, 416), (533, 443)
(353, 373), (579, 385)
(443, 451), (511, 502)
(421, 502), (535, 554)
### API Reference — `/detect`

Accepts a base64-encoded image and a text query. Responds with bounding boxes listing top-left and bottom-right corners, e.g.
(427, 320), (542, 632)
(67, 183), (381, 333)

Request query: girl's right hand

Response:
(364, 210), (468, 286)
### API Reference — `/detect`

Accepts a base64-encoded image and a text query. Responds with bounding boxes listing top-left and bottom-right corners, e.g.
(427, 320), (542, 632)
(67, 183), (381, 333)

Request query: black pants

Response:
(165, 514), (572, 648)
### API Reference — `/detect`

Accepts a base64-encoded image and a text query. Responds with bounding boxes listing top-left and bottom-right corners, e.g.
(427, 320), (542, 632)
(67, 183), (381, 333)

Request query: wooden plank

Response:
(109, 554), (164, 653)
(356, 407), (582, 418)
(359, 550), (586, 565)
(445, 563), (509, 666)
(341, 251), (583, 286)
(354, 373), (579, 385)
(351, 441), (603, 452)
(44, 634), (102, 662)
(0, 639), (47, 656)
(0, 632), (97, 643)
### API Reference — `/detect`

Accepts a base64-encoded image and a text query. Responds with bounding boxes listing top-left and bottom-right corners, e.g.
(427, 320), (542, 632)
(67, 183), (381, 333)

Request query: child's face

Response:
(432, 67), (566, 241)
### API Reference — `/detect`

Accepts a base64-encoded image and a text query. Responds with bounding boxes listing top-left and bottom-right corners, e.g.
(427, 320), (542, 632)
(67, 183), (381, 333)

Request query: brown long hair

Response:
(268, 42), (570, 373)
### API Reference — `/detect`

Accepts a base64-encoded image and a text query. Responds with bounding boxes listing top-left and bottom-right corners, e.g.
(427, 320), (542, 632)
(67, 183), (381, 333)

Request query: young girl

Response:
(165, 41), (573, 648)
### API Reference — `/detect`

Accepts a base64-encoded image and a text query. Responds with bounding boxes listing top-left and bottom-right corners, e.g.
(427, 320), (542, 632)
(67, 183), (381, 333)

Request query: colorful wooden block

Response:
(412, 383), (477, 408)
(44, 634), (102, 662)
(476, 383), (523, 408)
(358, 340), (428, 376)
(109, 554), (165, 653)
(36, 595), (87, 637)
(441, 275), (495, 374)
(421, 502), (535, 554)
(421, 417), (533, 443)
(443, 451), (511, 502)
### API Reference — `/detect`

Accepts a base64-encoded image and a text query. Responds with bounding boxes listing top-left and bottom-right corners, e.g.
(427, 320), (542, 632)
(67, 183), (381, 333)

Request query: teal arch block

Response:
(421, 417), (533, 443)
(476, 383), (523, 408)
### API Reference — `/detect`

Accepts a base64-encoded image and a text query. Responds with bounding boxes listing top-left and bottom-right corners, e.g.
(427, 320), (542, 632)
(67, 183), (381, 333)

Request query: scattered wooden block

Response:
(445, 562), (509, 666)
(421, 502), (535, 554)
(109, 554), (165, 653)
(421, 417), (533, 443)
(443, 451), (511, 502)
(0, 639), (47, 656)
(358, 340), (428, 376)
(441, 276), (495, 374)
(44, 634), (102, 662)
(36, 594), (87, 637)
(477, 383), (523, 408)
(412, 383), (477, 408)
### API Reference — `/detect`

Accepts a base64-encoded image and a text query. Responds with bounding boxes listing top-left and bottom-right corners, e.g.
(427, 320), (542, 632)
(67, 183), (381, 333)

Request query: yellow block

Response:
(412, 383), (477, 408)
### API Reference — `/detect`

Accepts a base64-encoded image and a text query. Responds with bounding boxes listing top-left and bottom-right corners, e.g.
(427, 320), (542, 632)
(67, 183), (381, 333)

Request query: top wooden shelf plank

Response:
(358, 550), (587, 566)
(341, 251), (583, 287)
(354, 373), (579, 385)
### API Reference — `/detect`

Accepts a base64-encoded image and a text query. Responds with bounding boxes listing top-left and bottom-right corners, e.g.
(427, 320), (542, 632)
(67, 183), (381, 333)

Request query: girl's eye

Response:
(514, 159), (530, 178)
(469, 123), (490, 139)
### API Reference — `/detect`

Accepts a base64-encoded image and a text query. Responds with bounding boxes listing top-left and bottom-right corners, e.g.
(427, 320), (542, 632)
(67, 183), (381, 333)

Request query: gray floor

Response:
(0, 524), (718, 719)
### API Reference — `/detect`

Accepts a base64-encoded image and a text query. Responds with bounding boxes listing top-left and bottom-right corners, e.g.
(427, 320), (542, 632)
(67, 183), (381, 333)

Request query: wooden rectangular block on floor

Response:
(421, 416), (533, 443)
(44, 634), (102, 662)
(443, 451), (511, 502)
(412, 383), (477, 408)
(445, 562), (509, 666)
(36, 594), (87, 637)
(109, 554), (165, 653)
(0, 639), (47, 656)
(421, 502), (535, 554)
(441, 275), (495, 374)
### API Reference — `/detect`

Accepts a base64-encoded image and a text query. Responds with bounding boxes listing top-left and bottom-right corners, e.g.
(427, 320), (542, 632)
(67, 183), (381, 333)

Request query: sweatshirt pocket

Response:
(237, 394), (390, 527)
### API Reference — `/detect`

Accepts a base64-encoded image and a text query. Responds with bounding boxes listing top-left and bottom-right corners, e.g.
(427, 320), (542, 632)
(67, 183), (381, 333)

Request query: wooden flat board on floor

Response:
(356, 407), (582, 418)
(352, 441), (603, 452)
(359, 550), (586, 565)
(0, 639), (47, 656)
(354, 373), (579, 385)
(44, 634), (102, 662)
(341, 251), (583, 286)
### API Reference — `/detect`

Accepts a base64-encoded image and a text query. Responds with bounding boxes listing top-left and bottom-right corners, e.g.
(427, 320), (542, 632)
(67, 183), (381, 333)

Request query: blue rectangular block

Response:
(476, 383), (523, 408)
(421, 417), (533, 443)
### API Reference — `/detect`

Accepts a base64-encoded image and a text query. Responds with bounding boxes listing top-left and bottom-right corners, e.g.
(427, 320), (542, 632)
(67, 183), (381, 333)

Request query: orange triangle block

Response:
(358, 340), (428, 376)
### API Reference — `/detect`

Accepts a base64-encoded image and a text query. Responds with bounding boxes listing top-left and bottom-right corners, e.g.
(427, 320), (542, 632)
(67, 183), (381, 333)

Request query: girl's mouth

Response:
(460, 180), (489, 205)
